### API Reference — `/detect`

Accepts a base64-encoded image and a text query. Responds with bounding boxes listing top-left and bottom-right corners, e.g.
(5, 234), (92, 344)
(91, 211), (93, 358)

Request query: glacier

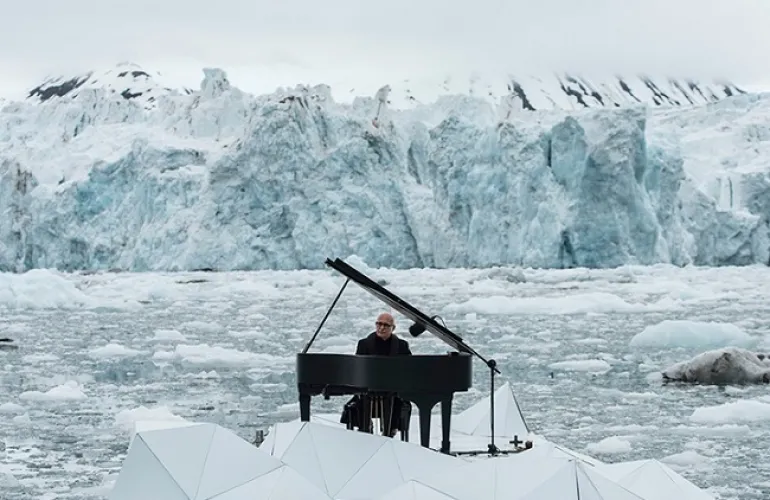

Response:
(0, 65), (769, 272)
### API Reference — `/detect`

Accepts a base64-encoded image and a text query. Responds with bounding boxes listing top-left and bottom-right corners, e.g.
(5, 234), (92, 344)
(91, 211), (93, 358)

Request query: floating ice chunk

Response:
(662, 347), (770, 385)
(0, 269), (94, 309)
(152, 329), (186, 341)
(89, 343), (143, 359)
(586, 436), (633, 454)
(445, 292), (672, 316)
(661, 450), (712, 468)
(343, 254), (375, 272)
(0, 269), (137, 309)
(549, 359), (612, 373)
(114, 405), (192, 441)
(21, 353), (59, 363)
(12, 414), (30, 425)
(690, 399), (770, 424)
(630, 320), (757, 349)
(19, 380), (87, 402)
(179, 320), (224, 334)
(0, 402), (25, 413)
(0, 463), (19, 488)
(159, 343), (288, 370)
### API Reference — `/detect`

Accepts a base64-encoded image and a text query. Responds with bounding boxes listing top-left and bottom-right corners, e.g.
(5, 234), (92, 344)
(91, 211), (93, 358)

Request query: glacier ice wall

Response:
(0, 69), (768, 272)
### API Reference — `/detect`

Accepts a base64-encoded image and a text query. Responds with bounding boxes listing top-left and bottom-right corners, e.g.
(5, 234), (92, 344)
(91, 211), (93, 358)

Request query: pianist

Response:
(355, 312), (412, 356)
(341, 312), (412, 436)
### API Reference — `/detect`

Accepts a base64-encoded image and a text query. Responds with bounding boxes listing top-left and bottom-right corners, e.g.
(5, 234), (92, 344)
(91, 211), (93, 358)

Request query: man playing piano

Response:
(356, 312), (412, 356)
(341, 312), (412, 437)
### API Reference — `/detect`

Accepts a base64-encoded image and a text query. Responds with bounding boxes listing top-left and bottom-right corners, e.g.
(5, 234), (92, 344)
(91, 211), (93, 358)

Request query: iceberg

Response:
(661, 347), (770, 385)
(630, 320), (758, 349)
(1, 66), (769, 272)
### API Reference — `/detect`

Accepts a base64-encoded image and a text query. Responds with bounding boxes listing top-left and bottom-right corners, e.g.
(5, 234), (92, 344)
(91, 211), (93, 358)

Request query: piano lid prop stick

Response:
(301, 278), (350, 354)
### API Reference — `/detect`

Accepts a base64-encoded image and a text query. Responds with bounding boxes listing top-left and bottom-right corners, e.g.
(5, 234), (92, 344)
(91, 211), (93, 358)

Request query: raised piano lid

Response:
(323, 257), (499, 373)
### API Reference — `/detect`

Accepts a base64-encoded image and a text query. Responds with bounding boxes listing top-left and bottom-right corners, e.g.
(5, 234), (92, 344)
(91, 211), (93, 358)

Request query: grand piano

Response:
(296, 258), (501, 455)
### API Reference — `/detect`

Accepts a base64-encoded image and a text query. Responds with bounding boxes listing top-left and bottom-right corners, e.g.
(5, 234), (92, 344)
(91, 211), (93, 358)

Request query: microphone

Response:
(408, 322), (426, 337)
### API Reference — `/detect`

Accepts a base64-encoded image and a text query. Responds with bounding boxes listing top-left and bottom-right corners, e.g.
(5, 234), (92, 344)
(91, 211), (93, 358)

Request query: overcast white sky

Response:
(2, 0), (770, 99)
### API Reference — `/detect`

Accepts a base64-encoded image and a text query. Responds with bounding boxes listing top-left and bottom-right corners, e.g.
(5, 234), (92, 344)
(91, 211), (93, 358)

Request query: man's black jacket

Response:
(355, 332), (412, 356)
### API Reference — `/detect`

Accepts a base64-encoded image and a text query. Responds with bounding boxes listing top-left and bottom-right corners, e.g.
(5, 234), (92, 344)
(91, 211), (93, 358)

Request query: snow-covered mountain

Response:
(25, 62), (194, 110)
(348, 73), (748, 111)
(22, 62), (748, 112)
(1, 63), (768, 272)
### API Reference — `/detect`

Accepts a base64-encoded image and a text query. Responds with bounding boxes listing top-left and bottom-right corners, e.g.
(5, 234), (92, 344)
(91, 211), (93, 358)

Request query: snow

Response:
(25, 62), (192, 111)
(0, 64), (769, 272)
(18, 63), (748, 113)
(325, 71), (747, 112)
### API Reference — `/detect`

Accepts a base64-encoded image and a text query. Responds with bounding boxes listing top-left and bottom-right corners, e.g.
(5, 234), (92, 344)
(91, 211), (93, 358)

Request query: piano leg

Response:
(417, 404), (432, 449)
(440, 397), (452, 454)
(402, 393), (449, 452)
(360, 394), (372, 433)
(400, 401), (412, 443)
(299, 393), (311, 422)
(381, 396), (394, 437)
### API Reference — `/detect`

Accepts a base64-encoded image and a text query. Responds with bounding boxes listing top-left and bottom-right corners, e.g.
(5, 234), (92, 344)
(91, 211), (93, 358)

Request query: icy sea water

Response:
(1, 264), (769, 499)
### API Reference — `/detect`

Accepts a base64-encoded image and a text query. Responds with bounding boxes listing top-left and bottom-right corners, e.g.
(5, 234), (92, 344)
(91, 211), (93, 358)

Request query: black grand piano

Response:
(296, 258), (502, 455)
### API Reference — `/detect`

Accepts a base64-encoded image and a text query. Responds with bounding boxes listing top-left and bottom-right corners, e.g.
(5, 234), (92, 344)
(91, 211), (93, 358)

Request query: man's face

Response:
(375, 313), (395, 339)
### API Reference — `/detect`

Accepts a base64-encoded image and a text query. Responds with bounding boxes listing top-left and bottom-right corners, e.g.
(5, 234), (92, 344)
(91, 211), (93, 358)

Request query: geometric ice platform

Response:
(109, 422), (332, 499)
(452, 382), (531, 441)
(259, 421), (466, 499)
(107, 383), (717, 500)
(378, 453), (648, 499)
(599, 459), (717, 500)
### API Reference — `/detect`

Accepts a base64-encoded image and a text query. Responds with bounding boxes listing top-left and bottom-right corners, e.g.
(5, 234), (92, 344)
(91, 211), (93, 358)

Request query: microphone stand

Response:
(487, 359), (499, 456)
